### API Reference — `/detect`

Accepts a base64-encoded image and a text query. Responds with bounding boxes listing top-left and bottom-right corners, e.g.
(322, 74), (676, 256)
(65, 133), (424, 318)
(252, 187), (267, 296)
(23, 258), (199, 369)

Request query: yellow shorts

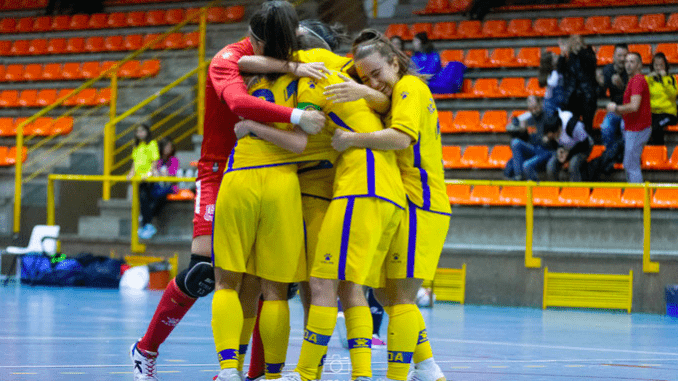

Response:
(312, 196), (402, 288)
(302, 195), (331, 279)
(387, 201), (451, 281)
(212, 165), (306, 283)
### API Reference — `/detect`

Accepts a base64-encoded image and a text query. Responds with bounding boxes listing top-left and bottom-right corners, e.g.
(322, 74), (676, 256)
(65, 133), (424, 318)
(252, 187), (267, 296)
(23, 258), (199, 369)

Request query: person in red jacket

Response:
(130, 2), (327, 380)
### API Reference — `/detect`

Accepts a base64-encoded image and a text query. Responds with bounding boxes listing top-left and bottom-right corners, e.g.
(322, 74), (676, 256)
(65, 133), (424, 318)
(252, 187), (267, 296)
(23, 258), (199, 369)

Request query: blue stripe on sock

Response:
(304, 329), (332, 346)
(239, 344), (248, 355)
(388, 350), (414, 364)
(217, 349), (238, 362)
(266, 363), (285, 374)
(348, 337), (372, 349)
(417, 329), (429, 344)
(319, 354), (327, 367)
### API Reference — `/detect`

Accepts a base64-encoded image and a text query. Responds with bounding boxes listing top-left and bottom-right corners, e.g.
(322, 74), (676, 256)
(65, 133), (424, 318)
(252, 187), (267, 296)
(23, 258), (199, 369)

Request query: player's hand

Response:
(606, 102), (617, 114)
(324, 73), (368, 103)
(299, 110), (325, 135)
(234, 120), (250, 139)
(293, 62), (329, 80)
(332, 129), (356, 152)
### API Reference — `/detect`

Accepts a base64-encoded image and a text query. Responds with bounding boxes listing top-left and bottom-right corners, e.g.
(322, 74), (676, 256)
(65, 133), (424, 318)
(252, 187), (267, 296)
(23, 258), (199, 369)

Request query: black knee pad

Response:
(287, 282), (299, 300)
(176, 254), (215, 298)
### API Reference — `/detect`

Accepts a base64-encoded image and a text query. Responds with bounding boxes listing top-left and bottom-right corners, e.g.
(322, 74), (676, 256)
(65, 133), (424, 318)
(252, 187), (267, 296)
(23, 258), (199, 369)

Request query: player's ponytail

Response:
(249, 1), (299, 62)
(298, 20), (350, 52)
(351, 29), (421, 80)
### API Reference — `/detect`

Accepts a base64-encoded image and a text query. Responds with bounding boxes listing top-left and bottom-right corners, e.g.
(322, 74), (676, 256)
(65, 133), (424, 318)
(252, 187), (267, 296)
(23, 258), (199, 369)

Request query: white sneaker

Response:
(279, 371), (303, 381)
(130, 341), (159, 381)
(214, 368), (242, 381)
(335, 311), (348, 348)
(408, 359), (446, 381)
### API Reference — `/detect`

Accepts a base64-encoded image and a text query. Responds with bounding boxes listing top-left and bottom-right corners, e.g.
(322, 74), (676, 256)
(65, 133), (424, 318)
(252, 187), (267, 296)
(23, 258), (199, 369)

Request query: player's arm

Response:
(238, 56), (329, 80)
(332, 128), (412, 152)
(234, 120), (308, 154)
(324, 73), (390, 114)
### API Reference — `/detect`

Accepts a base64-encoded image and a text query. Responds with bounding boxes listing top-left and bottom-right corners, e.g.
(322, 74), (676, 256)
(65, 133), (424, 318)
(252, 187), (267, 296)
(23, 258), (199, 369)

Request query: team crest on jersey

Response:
(323, 253), (334, 264)
(204, 204), (215, 222)
(400, 91), (409, 99)
(308, 80), (317, 89)
(392, 252), (401, 263)
(428, 99), (436, 114)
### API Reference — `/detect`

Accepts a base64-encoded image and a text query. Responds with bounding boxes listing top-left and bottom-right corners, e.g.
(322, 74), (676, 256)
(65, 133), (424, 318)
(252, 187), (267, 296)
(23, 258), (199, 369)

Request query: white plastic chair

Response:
(2, 225), (60, 283)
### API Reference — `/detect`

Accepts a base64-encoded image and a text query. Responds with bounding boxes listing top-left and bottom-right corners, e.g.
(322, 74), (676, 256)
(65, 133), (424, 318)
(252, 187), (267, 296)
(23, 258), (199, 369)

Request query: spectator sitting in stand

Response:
(538, 51), (564, 113)
(544, 109), (594, 182)
(646, 52), (677, 145)
(411, 32), (466, 94)
(127, 124), (160, 239)
(504, 96), (555, 180)
(558, 35), (598, 135)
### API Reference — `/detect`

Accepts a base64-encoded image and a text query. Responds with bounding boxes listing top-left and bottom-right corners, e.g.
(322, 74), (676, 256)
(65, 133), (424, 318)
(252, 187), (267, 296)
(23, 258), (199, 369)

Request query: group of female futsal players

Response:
(131, 2), (450, 381)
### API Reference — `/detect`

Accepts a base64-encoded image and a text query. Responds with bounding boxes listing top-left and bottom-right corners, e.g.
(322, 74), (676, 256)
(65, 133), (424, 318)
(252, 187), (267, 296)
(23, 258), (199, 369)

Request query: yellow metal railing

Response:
(444, 179), (672, 273)
(543, 267), (633, 313)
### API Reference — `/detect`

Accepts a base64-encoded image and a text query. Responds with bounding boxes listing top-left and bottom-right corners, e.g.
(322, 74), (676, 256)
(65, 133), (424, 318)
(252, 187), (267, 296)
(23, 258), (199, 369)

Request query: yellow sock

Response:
(259, 300), (290, 379)
(212, 289), (242, 369)
(412, 308), (434, 364)
(386, 304), (419, 380)
(344, 306), (373, 379)
(238, 317), (256, 371)
(295, 305), (337, 381)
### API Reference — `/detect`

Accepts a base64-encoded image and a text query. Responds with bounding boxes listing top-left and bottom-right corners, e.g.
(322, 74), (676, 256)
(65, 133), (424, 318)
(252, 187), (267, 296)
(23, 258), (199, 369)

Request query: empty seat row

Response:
(0, 146), (27, 166)
(443, 145), (678, 171)
(0, 88), (110, 108)
(446, 184), (678, 208)
(433, 78), (544, 100)
(0, 6), (244, 34)
(0, 0), (46, 10)
(417, 0), (678, 15)
(0, 32), (200, 56)
(0, 117), (73, 136)
(439, 110), (522, 133)
(386, 14), (678, 41)
(0, 60), (160, 82)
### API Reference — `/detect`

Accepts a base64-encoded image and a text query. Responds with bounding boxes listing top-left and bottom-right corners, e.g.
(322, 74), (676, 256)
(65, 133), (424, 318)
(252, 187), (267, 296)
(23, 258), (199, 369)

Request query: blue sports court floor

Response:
(1, 285), (678, 381)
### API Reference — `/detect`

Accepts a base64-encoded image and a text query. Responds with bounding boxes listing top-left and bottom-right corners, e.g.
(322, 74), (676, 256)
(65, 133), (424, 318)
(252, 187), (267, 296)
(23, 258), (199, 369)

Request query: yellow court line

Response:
(166, 359), (187, 362)
(565, 365), (585, 367)
(12, 373), (38, 375)
(61, 372), (86, 374)
(525, 365), (546, 368)
(489, 365), (508, 368)
(450, 366), (470, 369)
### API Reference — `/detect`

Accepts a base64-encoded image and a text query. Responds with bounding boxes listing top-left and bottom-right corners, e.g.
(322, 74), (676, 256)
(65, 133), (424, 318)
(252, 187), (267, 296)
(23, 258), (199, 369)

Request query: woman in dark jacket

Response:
(558, 35), (598, 135)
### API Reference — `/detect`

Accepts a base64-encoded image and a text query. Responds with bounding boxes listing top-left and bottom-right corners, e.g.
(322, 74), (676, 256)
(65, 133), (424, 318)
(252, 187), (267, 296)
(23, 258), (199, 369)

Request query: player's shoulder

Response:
(212, 39), (251, 63)
(394, 75), (428, 100)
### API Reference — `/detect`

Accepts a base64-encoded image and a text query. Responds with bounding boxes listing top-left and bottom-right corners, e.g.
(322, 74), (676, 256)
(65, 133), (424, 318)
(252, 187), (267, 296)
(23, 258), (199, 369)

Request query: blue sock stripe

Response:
(304, 329), (332, 346)
(388, 351), (414, 364)
(319, 354), (327, 367)
(239, 344), (248, 355)
(217, 349), (238, 362)
(266, 363), (285, 374)
(417, 329), (429, 344)
(348, 337), (372, 349)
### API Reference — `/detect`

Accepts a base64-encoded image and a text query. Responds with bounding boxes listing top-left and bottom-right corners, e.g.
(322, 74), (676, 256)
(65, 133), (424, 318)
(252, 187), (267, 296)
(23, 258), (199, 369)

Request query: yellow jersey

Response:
(298, 162), (335, 200)
(299, 71), (406, 209)
(386, 75), (451, 215)
(295, 48), (353, 73)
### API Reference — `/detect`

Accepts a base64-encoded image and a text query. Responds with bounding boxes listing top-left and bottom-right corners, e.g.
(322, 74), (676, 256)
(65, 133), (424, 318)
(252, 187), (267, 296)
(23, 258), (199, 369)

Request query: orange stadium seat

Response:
(139, 60), (160, 77)
(207, 7), (227, 23)
(163, 33), (184, 49)
(185, 8), (202, 23)
(31, 117), (53, 135)
(499, 77), (528, 97)
(533, 186), (559, 207)
(15, 17), (33, 33)
(0, 118), (13, 136)
(5, 146), (27, 165)
(545, 46), (561, 56)
(47, 38), (66, 54)
(665, 13), (678, 31)
(0, 65), (6, 81)
(558, 187), (590, 207)
(4, 64), (23, 81)
(464, 49), (490, 68)
(559, 17), (585, 35)
(510, 110), (526, 121)
(165, 8), (185, 24)
(499, 186), (526, 206)
(411, 22), (433, 37)
(385, 24), (411, 40)
(119, 60), (141, 77)
(105, 35), (124, 51)
(51, 15), (70, 30)
(13, 118), (29, 135)
(585, 16), (612, 34)
(81, 62), (101, 78)
(526, 78), (545, 97)
(10, 40), (30, 55)
(69, 14), (89, 29)
(516, 47), (540, 67)
(460, 145), (490, 168)
(639, 14), (667, 32)
(453, 111), (481, 132)
(33, 16), (51, 32)
(438, 111), (454, 133)
(183, 31), (200, 48)
(472, 78), (501, 98)
(588, 145), (605, 161)
(482, 20), (507, 38)
(440, 49), (464, 64)
(447, 184), (471, 204)
(449, 79), (473, 99)
(23, 63), (42, 81)
(470, 185), (501, 205)
(420, 0), (455, 14)
(0, 147), (7, 165)
(0, 18), (15, 33)
(100, 61), (117, 77)
(652, 189), (678, 208)
(124, 34), (143, 50)
(145, 10), (166, 25)
(431, 22), (456, 39)
(481, 110), (507, 132)
(507, 18), (534, 37)
(457, 20), (482, 39)
(85, 36), (105, 53)
(629, 44), (652, 64)
(655, 43), (678, 63)
(442, 146), (462, 168)
(0, 40), (11, 55)
(0, 90), (18, 107)
(143, 33), (164, 49)
(597, 45), (614, 65)
(107, 12), (127, 28)
(488, 145), (512, 167)
(52, 117), (73, 135)
(489, 48), (518, 67)
(225, 5), (245, 22)
(28, 38), (47, 55)
(593, 109), (606, 129)
(620, 188), (644, 208)
(612, 15), (642, 34)
(167, 189), (195, 201)
(18, 89), (38, 107)
(95, 88), (110, 105)
(533, 18), (560, 36)
(62, 62), (82, 79)
(66, 37), (85, 53)
(666, 147), (678, 169)
(126, 11), (145, 27)
(641, 145), (668, 169)
(589, 187), (623, 208)
(75, 88), (97, 105)
(88, 13), (109, 29)
(57, 89), (78, 106)
(42, 63), (62, 80)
